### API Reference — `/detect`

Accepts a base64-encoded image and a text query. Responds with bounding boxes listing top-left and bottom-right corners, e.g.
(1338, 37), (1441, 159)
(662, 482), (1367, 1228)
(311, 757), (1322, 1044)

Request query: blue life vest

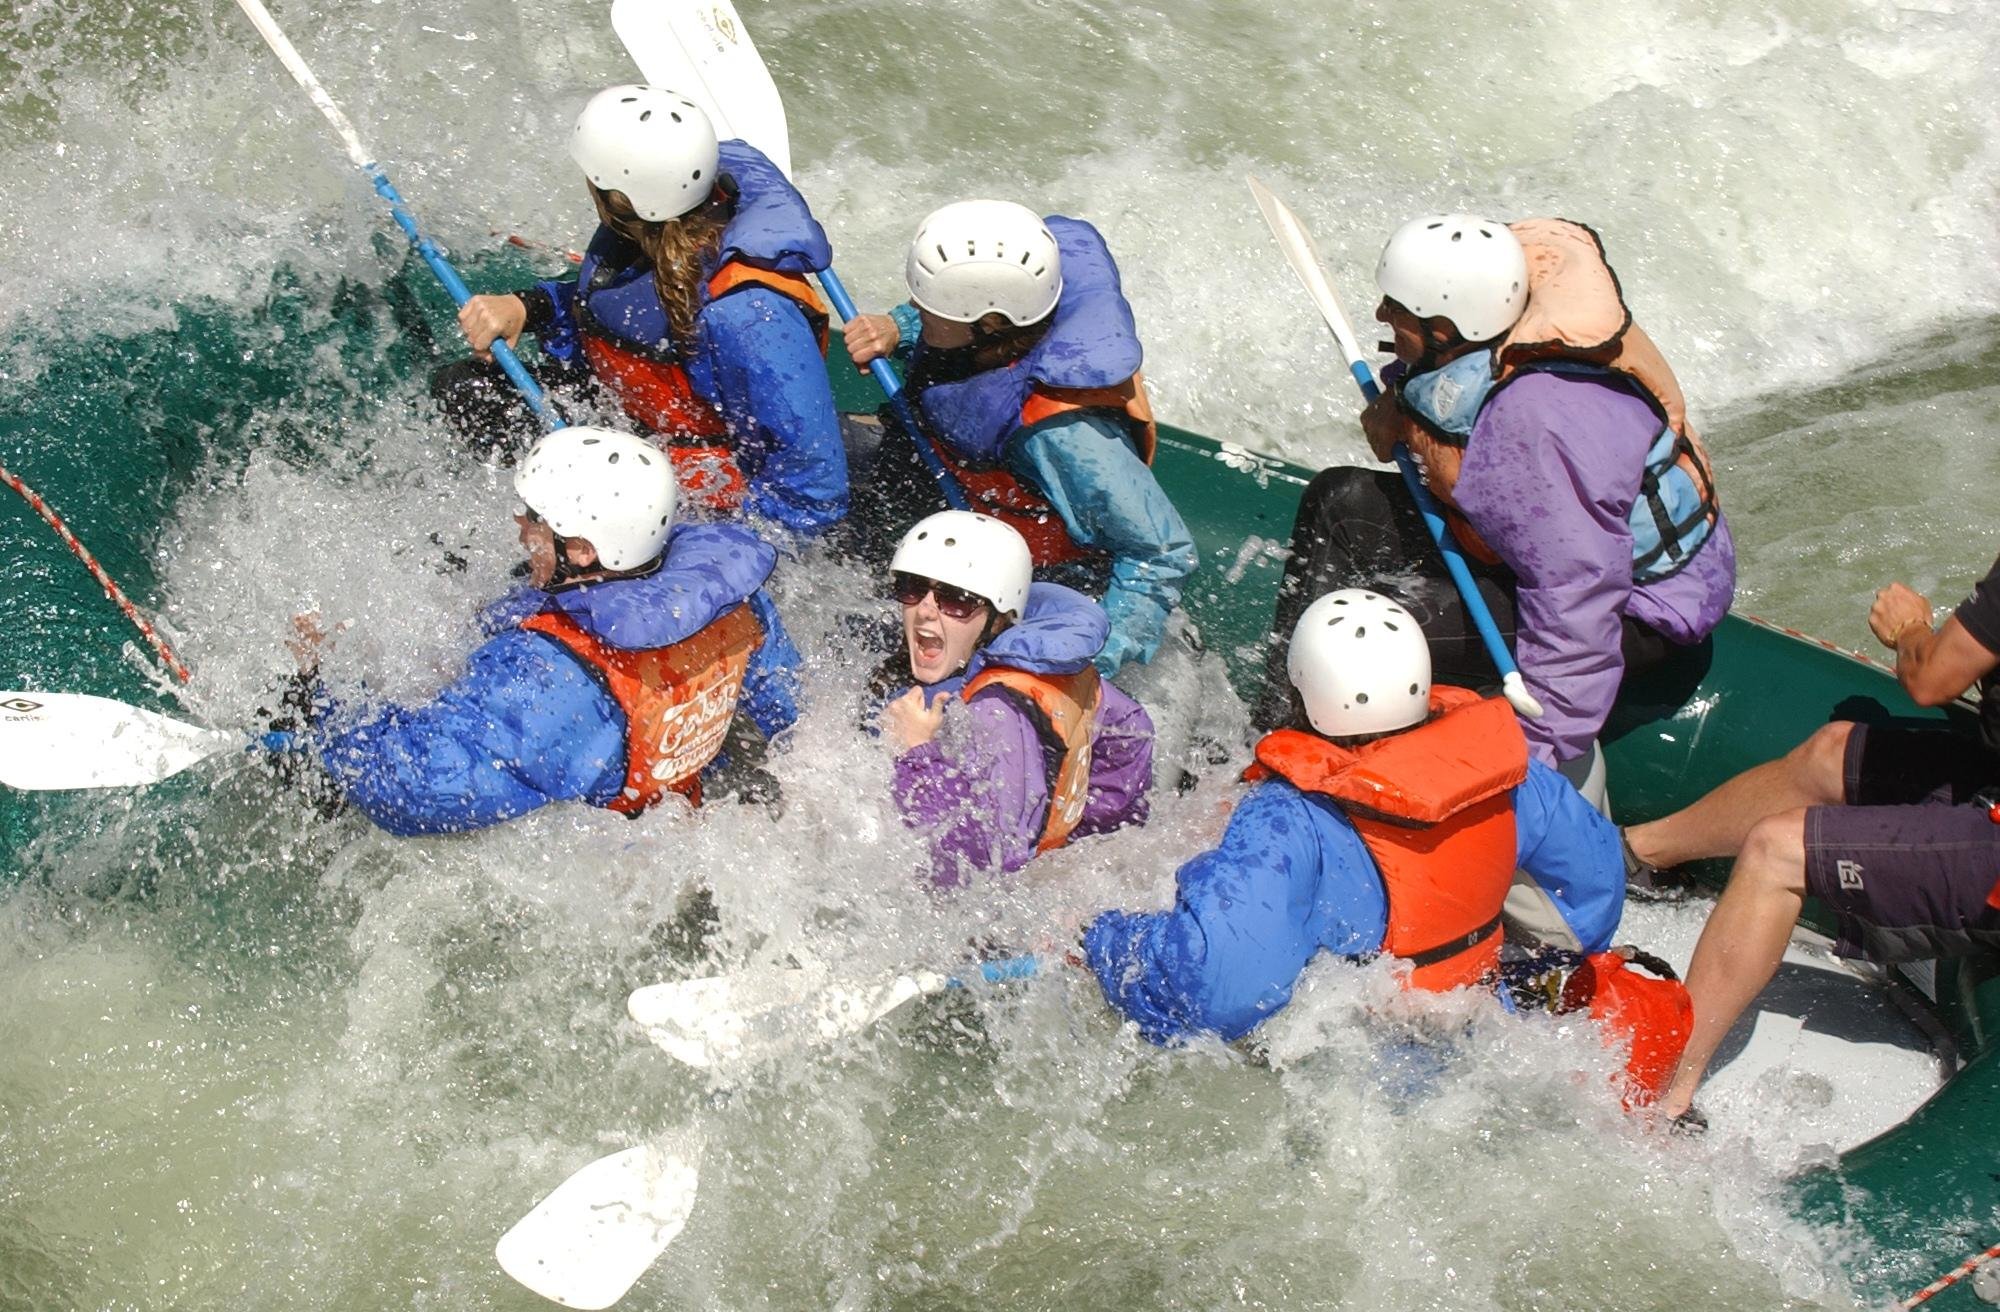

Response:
(573, 140), (831, 359)
(1400, 349), (1718, 583)
(908, 216), (1146, 465)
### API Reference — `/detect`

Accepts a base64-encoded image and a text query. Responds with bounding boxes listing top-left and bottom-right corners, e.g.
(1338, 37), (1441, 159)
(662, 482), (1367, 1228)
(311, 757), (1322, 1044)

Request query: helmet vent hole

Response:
(936, 243), (949, 263)
(1426, 221), (1443, 230)
(1409, 683), (1421, 695)
(670, 111), (682, 123)
(943, 536), (957, 547)
(1324, 616), (1344, 628)
(1384, 620), (1399, 630)
(692, 169), (702, 180)
(1353, 626), (1366, 638)
(607, 452), (620, 464)
(620, 96), (638, 104)
(916, 531), (929, 540)
(639, 109), (652, 122)
(1020, 252), (1031, 265)
(1356, 693), (1370, 704)
(582, 437), (601, 445)
(966, 241), (976, 255)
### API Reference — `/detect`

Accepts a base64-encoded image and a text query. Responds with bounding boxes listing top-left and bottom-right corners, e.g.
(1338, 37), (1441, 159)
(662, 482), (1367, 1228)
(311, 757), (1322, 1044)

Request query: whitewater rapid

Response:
(3, 0), (1999, 1307)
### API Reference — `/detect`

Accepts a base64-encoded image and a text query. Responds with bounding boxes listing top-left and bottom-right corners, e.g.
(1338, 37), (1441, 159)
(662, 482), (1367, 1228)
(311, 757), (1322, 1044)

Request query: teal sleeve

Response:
(1007, 414), (1196, 673)
(889, 302), (922, 357)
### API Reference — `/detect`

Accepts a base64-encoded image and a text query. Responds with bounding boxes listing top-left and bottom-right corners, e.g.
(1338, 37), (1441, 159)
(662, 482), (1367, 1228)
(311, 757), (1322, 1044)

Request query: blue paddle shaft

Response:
(1344, 356), (1523, 687)
(364, 165), (558, 429)
(815, 268), (970, 512)
(945, 954), (1041, 989)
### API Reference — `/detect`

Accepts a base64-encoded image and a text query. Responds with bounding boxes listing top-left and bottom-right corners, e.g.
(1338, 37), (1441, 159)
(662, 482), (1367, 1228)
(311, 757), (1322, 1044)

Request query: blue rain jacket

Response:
(533, 141), (847, 535)
(1082, 757), (1622, 1044)
(317, 523), (800, 835)
(898, 217), (1194, 671)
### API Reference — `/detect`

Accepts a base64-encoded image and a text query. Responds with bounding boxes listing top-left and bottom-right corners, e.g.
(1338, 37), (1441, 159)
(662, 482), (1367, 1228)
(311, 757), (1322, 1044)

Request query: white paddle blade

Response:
(495, 1138), (702, 1310)
(0, 692), (241, 790)
(611, 0), (793, 176)
(1245, 175), (1373, 367)
(628, 968), (946, 1070)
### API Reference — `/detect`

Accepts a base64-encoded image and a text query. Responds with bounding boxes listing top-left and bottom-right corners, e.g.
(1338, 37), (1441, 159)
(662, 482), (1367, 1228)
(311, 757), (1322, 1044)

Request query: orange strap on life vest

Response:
(519, 603), (763, 815)
(918, 372), (1159, 568)
(579, 262), (831, 512)
(961, 664), (1103, 853)
(1247, 687), (1529, 991)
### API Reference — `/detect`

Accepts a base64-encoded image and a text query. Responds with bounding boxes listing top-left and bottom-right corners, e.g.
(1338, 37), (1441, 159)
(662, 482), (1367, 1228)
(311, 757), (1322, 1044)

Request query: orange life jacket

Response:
(921, 374), (1159, 567)
(1244, 687), (1528, 991)
(580, 262), (830, 512)
(519, 603), (764, 815)
(960, 664), (1104, 852)
(1386, 219), (1720, 575)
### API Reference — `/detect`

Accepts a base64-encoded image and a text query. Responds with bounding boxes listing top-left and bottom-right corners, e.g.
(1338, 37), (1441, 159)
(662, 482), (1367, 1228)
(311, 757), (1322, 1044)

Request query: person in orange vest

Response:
(1084, 589), (1635, 1045)
(438, 86), (847, 535)
(875, 510), (1155, 887)
(844, 201), (1195, 676)
(298, 426), (800, 834)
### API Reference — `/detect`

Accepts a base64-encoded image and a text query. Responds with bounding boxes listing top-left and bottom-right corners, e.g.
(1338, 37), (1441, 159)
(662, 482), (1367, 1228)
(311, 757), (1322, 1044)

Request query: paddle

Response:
(627, 954), (1042, 1071)
(493, 953), (1039, 1306)
(1246, 176), (1545, 721)
(230, 0), (558, 429)
(494, 1137), (702, 1310)
(608, 0), (970, 511)
(0, 692), (289, 791)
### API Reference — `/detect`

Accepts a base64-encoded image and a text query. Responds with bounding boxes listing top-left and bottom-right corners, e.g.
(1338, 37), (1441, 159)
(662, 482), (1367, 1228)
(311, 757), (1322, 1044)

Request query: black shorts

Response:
(1801, 725), (2000, 961)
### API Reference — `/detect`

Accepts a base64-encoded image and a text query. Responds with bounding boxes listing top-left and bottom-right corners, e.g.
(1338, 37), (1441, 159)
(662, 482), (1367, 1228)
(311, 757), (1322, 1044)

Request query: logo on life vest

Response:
(1837, 859), (1865, 891)
(0, 697), (42, 713)
(646, 668), (745, 785)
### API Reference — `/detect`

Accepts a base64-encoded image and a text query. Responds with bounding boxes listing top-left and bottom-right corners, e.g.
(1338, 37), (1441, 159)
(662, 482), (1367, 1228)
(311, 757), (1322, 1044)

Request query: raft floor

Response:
(1621, 901), (1949, 1158)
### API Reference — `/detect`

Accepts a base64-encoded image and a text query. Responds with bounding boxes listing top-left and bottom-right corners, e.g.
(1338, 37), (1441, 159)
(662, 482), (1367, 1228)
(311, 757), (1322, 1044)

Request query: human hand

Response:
(458, 294), (528, 361)
(840, 314), (901, 370)
(1358, 389), (1404, 463)
(882, 686), (948, 752)
(1869, 582), (1933, 649)
(289, 611), (328, 675)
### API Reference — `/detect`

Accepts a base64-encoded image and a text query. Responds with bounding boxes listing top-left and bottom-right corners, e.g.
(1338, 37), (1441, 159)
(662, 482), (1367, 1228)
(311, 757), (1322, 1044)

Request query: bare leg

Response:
(1656, 810), (1809, 1118)
(1628, 721), (1851, 868)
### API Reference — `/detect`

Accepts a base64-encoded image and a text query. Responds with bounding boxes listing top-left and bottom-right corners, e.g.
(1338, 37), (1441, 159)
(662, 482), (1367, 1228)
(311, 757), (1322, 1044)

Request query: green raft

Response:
(2, 247), (1994, 1306)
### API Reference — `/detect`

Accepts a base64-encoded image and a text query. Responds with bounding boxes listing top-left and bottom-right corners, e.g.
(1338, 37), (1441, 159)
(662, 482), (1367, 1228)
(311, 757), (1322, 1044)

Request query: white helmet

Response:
(889, 511), (1033, 618)
(514, 426), (678, 571)
(1288, 589), (1433, 738)
(904, 200), (1063, 327)
(1375, 214), (1528, 343)
(569, 85), (720, 222)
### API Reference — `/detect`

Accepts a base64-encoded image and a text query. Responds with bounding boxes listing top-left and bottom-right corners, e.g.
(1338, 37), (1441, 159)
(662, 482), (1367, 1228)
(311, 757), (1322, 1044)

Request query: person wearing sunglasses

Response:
(876, 510), (1155, 887)
(843, 200), (1195, 677)
(292, 426), (801, 835)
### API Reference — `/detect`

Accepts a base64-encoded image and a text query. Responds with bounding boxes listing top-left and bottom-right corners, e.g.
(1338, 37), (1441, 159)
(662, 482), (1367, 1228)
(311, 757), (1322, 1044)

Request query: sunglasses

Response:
(891, 571), (989, 620)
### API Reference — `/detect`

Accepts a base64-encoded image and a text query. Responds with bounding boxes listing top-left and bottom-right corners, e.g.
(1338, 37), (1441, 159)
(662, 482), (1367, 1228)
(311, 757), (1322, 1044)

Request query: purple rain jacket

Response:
(1448, 370), (1735, 765)
(889, 582), (1154, 887)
